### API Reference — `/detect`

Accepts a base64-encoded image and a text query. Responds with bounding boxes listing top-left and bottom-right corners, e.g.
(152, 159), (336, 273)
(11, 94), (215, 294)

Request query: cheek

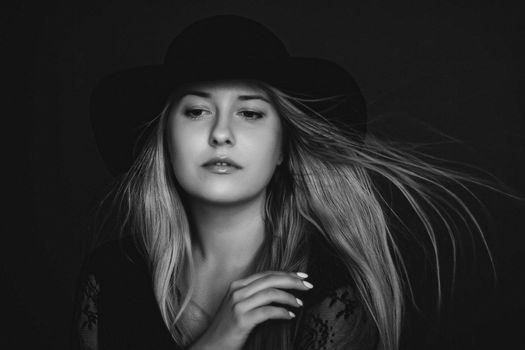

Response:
(267, 124), (283, 158)
(168, 123), (199, 169)
(250, 128), (282, 167)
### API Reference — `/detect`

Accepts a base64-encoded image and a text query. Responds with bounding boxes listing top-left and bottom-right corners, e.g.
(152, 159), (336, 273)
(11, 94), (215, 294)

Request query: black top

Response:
(70, 235), (378, 349)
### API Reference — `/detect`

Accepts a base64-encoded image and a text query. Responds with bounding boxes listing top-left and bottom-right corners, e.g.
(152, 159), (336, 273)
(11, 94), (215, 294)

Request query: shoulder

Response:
(303, 236), (354, 305)
(295, 238), (379, 349)
(76, 235), (156, 320)
(79, 235), (149, 285)
(295, 283), (379, 350)
(74, 237), (178, 348)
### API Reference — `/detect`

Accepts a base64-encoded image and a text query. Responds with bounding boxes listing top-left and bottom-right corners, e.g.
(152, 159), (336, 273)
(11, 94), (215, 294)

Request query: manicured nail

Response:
(302, 280), (314, 289)
(296, 298), (303, 306)
(296, 272), (308, 279)
(289, 311), (296, 318)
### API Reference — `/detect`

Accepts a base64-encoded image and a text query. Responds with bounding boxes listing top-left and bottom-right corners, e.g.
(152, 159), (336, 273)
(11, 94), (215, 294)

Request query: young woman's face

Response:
(167, 80), (283, 205)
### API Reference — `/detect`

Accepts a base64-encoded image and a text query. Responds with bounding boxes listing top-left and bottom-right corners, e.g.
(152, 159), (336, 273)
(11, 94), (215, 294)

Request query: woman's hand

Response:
(188, 271), (313, 350)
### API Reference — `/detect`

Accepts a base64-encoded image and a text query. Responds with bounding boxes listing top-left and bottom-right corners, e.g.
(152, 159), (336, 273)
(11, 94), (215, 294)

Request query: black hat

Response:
(90, 14), (367, 176)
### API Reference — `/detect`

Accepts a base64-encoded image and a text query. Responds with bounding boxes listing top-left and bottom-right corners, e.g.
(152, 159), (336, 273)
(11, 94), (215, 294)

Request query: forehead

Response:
(174, 79), (271, 100)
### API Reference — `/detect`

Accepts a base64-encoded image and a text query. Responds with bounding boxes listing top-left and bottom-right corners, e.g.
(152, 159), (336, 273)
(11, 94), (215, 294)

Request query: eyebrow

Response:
(182, 91), (271, 104)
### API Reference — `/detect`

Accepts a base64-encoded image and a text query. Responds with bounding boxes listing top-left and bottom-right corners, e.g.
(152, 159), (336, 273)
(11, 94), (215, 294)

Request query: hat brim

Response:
(90, 57), (367, 176)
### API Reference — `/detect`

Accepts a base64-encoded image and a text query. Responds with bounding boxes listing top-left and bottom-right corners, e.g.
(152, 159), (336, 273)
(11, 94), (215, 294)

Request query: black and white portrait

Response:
(6, 1), (524, 349)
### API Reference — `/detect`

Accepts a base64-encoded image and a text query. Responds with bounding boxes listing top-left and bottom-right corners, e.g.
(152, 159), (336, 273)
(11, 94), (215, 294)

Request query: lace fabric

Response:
(295, 285), (378, 350)
(71, 236), (378, 349)
(76, 274), (100, 350)
(73, 273), (378, 350)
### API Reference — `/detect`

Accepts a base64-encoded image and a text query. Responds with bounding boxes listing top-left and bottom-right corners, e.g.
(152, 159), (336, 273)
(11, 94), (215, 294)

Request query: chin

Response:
(191, 185), (266, 205)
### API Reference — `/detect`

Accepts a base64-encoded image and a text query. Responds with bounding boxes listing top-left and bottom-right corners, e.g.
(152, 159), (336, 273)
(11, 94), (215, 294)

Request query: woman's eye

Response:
(239, 111), (264, 120)
(182, 109), (264, 120)
(184, 108), (208, 119)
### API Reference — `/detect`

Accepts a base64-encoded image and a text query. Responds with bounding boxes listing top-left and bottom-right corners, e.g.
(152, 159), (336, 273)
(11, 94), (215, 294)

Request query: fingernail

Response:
(296, 272), (308, 279)
(289, 311), (296, 318)
(296, 298), (303, 306)
(302, 281), (314, 289)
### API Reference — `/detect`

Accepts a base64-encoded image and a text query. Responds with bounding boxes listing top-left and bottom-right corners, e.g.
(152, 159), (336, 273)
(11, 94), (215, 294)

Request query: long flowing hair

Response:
(94, 80), (497, 350)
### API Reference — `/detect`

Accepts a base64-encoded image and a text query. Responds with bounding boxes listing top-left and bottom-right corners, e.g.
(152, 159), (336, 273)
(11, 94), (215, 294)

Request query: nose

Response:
(209, 111), (235, 147)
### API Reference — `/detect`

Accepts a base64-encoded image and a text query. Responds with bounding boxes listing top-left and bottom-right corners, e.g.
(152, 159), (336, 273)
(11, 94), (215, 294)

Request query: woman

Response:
(72, 15), (493, 350)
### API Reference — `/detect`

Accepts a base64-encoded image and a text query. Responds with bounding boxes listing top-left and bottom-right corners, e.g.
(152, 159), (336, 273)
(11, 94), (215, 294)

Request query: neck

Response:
(185, 192), (267, 274)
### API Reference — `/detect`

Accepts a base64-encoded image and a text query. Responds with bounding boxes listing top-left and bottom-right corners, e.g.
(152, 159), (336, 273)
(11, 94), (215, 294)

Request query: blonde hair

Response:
(93, 80), (497, 350)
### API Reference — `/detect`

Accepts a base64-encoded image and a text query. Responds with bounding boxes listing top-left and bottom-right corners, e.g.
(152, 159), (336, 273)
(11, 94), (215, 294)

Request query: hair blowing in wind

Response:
(92, 81), (496, 350)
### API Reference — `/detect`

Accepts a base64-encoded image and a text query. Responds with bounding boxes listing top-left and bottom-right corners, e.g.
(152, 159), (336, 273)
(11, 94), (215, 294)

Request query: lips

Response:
(202, 156), (242, 169)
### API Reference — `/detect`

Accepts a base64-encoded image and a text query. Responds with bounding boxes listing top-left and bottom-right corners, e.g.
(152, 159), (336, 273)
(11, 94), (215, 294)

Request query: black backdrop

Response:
(5, 0), (525, 349)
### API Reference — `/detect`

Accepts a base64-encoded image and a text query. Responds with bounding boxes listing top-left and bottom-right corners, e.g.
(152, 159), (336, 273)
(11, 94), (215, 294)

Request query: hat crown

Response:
(164, 15), (290, 65)
(91, 15), (367, 176)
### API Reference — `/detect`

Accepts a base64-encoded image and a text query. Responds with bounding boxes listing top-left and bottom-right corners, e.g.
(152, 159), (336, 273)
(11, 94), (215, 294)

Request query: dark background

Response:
(5, 0), (525, 349)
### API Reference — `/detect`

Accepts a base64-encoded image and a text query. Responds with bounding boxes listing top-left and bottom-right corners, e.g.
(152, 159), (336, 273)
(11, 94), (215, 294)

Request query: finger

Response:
(236, 273), (313, 300)
(236, 288), (303, 313)
(232, 270), (306, 290)
(246, 305), (295, 326)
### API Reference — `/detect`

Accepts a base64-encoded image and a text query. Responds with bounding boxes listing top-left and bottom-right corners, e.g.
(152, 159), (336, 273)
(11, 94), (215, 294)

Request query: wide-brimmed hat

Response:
(90, 14), (367, 176)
